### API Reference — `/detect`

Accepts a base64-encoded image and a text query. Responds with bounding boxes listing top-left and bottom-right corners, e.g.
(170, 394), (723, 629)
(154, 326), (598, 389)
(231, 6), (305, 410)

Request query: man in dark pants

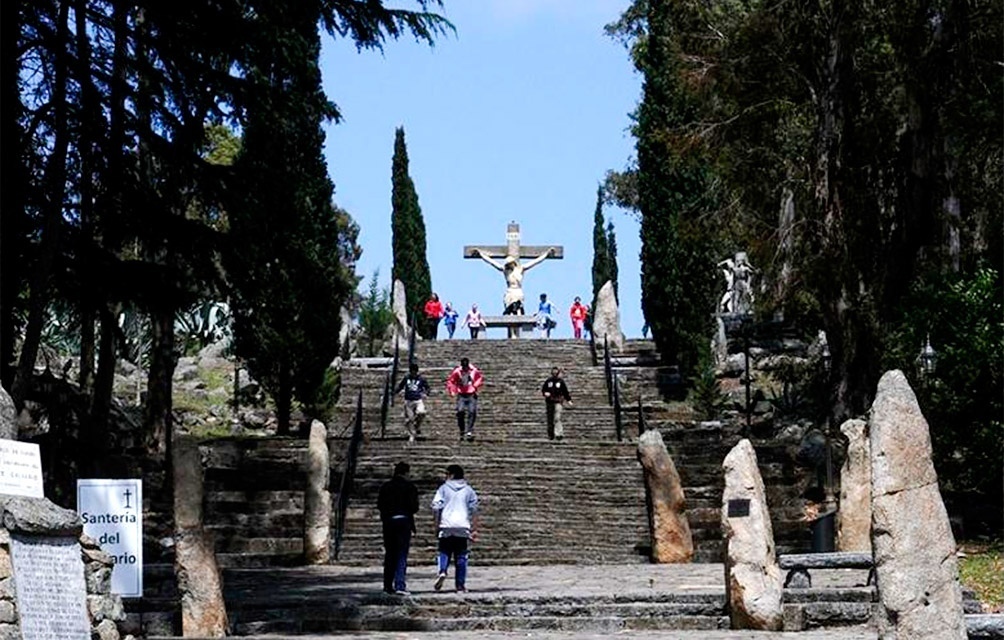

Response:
(378, 461), (419, 595)
(541, 367), (572, 440)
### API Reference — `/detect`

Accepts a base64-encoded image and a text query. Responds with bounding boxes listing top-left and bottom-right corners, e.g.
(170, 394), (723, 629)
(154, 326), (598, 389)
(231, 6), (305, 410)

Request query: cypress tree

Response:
(606, 219), (619, 303)
(390, 127), (432, 335)
(636, 0), (718, 374)
(591, 185), (611, 305)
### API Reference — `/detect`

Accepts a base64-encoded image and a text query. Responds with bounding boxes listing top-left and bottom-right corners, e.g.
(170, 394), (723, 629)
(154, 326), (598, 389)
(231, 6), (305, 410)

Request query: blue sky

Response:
(320, 1), (643, 338)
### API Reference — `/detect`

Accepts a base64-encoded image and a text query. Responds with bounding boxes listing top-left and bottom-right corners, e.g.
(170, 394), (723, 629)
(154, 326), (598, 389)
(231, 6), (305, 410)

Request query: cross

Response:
(463, 222), (564, 261)
(123, 488), (133, 510)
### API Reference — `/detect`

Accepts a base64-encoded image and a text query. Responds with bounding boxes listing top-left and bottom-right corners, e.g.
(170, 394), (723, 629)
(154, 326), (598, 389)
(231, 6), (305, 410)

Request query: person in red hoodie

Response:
(423, 293), (444, 340)
(569, 296), (589, 339)
(445, 357), (484, 441)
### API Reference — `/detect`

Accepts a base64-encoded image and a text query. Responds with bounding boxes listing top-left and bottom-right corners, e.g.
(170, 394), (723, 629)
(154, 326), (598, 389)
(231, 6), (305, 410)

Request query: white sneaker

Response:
(434, 572), (446, 591)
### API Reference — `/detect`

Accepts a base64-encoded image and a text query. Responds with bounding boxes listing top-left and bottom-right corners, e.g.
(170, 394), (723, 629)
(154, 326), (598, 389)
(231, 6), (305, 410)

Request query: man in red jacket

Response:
(445, 357), (484, 441)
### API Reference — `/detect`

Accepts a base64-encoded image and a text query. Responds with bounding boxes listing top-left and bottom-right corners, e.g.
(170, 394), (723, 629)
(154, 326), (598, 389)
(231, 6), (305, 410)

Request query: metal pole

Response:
(613, 373), (623, 442)
(390, 340), (400, 407)
(604, 336), (613, 406)
(379, 371), (390, 438)
(744, 327), (752, 433)
(637, 396), (645, 437)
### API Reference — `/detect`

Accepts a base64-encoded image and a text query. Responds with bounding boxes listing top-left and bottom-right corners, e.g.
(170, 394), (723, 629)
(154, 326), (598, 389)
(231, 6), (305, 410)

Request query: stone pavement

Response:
(148, 563), (878, 639)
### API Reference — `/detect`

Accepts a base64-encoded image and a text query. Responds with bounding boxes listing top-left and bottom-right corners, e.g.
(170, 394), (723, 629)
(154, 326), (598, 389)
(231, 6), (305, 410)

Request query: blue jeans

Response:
(437, 535), (469, 590)
(383, 517), (413, 592)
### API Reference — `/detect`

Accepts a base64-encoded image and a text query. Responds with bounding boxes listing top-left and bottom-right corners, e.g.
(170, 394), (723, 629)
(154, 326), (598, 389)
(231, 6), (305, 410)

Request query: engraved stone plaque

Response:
(727, 498), (751, 518)
(10, 534), (90, 640)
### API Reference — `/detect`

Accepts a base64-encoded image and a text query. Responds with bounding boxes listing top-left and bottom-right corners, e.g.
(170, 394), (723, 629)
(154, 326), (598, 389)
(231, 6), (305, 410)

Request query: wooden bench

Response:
(480, 315), (539, 338)
(779, 552), (876, 588)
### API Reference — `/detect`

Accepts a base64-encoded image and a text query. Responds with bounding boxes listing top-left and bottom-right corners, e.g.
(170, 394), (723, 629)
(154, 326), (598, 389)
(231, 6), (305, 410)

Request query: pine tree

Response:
(606, 219), (619, 303)
(591, 185), (611, 306)
(390, 126), (433, 335)
(230, 1), (360, 434)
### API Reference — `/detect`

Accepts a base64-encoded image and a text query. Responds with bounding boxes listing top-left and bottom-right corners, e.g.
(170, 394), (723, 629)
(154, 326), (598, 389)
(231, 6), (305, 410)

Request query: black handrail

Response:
(603, 335), (613, 406)
(637, 396), (646, 437)
(407, 313), (417, 369)
(613, 371), (623, 442)
(390, 339), (400, 408)
(379, 371), (391, 438)
(334, 389), (364, 560)
(589, 325), (597, 366)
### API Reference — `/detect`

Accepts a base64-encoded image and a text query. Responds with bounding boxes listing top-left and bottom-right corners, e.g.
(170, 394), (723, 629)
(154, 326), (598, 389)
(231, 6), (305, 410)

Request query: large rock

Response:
(722, 439), (782, 631)
(173, 437), (227, 637)
(0, 387), (15, 440)
(869, 370), (966, 640)
(837, 418), (871, 553)
(388, 279), (411, 352)
(637, 430), (693, 563)
(304, 420), (331, 564)
(592, 280), (624, 350)
(0, 496), (82, 536)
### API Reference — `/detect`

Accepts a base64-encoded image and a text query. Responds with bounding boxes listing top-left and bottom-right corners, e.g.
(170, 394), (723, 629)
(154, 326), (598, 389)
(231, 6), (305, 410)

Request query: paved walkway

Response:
(151, 563), (881, 639)
(224, 562), (874, 602)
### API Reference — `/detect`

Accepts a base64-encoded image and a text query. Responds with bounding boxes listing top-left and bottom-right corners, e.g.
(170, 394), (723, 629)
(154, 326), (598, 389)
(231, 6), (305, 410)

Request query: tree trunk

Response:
(0, 0), (26, 390)
(76, 0), (98, 393)
(146, 309), (176, 457)
(12, 0), (71, 408)
(87, 303), (120, 476)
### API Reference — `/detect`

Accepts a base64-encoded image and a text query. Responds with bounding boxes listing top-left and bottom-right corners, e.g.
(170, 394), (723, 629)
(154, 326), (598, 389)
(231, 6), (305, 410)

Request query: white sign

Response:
(77, 479), (143, 598)
(0, 439), (44, 498)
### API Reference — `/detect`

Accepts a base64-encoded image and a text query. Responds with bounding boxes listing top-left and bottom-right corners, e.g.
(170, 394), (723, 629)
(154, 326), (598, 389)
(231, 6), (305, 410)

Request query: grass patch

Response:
(959, 540), (1004, 613)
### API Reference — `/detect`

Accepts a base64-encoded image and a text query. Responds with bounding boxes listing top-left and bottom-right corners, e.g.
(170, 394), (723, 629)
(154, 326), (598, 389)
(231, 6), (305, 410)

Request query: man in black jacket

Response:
(541, 367), (572, 441)
(377, 461), (419, 594)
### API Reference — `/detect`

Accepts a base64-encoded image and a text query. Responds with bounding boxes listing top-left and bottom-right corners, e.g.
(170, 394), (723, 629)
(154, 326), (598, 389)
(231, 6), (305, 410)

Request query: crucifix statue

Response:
(465, 222), (563, 315)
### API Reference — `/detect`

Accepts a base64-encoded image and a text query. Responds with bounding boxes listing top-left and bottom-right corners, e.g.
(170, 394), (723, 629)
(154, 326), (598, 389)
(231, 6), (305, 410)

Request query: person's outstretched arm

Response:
(522, 247), (556, 272)
(471, 248), (504, 271)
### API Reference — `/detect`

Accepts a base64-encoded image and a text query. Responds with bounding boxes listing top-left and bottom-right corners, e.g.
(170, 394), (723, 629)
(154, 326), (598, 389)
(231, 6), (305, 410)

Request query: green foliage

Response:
(960, 541), (1004, 612)
(633, 0), (719, 376)
(391, 126), (432, 333)
(229, 1), (361, 431)
(885, 266), (1003, 500)
(591, 186), (612, 305)
(606, 219), (619, 303)
(175, 301), (231, 357)
(357, 271), (394, 357)
(690, 353), (725, 421)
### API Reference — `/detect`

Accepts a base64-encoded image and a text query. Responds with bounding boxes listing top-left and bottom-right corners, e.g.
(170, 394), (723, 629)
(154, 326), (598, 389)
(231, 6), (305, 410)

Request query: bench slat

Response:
(779, 552), (874, 569)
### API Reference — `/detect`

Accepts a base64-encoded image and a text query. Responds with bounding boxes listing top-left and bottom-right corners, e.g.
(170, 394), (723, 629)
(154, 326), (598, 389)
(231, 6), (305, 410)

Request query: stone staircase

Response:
(332, 339), (650, 566)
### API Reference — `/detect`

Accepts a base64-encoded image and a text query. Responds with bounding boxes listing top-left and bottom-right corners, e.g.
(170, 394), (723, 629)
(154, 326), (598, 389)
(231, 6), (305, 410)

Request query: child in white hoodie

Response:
(431, 464), (480, 592)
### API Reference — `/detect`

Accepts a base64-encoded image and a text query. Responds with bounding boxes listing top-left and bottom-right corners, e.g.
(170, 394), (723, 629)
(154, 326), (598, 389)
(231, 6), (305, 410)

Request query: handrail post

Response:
(613, 372), (623, 442)
(379, 371), (390, 439)
(637, 396), (645, 437)
(334, 389), (364, 560)
(602, 333), (610, 403)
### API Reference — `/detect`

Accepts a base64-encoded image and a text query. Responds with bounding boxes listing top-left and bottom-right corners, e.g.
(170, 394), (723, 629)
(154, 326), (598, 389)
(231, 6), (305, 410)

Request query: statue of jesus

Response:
(470, 246), (557, 315)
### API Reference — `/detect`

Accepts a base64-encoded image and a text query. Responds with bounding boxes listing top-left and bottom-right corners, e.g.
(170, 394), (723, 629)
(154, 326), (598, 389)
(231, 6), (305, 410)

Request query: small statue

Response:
(718, 251), (757, 315)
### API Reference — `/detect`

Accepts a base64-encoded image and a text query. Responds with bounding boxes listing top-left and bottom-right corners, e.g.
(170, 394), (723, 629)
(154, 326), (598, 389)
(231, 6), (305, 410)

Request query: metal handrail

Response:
(589, 325), (597, 366)
(379, 371), (391, 438)
(613, 371), (623, 442)
(603, 335), (613, 406)
(390, 339), (400, 407)
(333, 389), (364, 560)
(407, 313), (417, 368)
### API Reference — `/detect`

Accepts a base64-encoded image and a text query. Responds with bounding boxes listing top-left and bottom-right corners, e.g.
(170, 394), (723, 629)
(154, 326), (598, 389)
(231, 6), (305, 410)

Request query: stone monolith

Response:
(869, 370), (966, 640)
(592, 281), (624, 350)
(304, 420), (331, 564)
(637, 429), (694, 563)
(722, 439), (782, 631)
(837, 418), (871, 553)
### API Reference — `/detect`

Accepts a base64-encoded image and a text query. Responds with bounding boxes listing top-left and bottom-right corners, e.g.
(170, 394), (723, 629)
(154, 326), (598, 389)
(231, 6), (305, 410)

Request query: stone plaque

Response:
(10, 534), (90, 640)
(728, 498), (751, 518)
